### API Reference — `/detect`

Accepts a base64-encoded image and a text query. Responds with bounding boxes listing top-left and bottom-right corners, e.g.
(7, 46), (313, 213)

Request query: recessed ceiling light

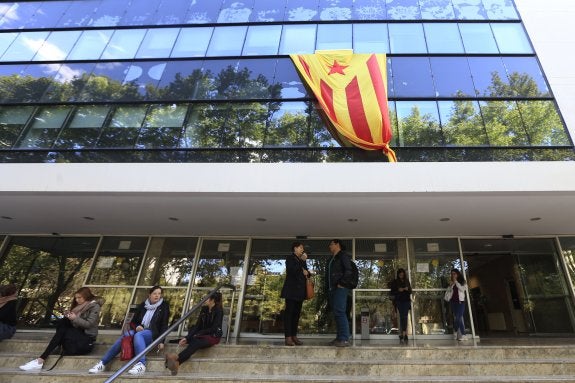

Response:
(256, 218), (267, 222)
(168, 217), (179, 221)
(83, 216), (95, 221)
(439, 218), (450, 222)
(530, 217), (542, 221)
(347, 218), (358, 222)
(1, 216), (13, 220)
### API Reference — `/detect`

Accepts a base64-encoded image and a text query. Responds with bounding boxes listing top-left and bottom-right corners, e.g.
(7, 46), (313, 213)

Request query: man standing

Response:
(326, 239), (353, 347)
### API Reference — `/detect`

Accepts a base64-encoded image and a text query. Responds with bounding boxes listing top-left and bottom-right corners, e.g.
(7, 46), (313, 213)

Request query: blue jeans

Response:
(329, 287), (350, 341)
(101, 329), (153, 365)
(396, 300), (411, 335)
(450, 301), (466, 337)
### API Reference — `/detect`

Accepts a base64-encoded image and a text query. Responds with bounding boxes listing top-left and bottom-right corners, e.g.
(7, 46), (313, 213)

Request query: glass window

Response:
(186, 0), (221, 23)
(452, 0), (487, 19)
(389, 24), (426, 53)
(479, 100), (529, 146)
(0, 32), (17, 57)
(491, 23), (532, 53)
(24, 1), (70, 28)
(285, 0), (319, 21)
(386, 0), (421, 20)
(419, 0), (455, 19)
(121, 1), (159, 26)
(16, 106), (72, 148)
(275, 58), (307, 98)
(391, 57), (435, 97)
(89, 0), (129, 27)
(0, 64), (25, 102)
(459, 23), (498, 53)
(136, 104), (187, 148)
(33, 31), (82, 61)
(353, 24), (389, 54)
(409, 238), (462, 289)
(136, 28), (179, 58)
(206, 26), (247, 56)
(0, 236), (98, 329)
(251, 0), (284, 22)
(67, 30), (114, 60)
(1, 31), (49, 62)
(279, 24), (316, 54)
(438, 100), (488, 145)
(243, 25), (281, 56)
(101, 29), (147, 60)
(0, 105), (34, 148)
(55, 105), (110, 149)
(77, 62), (137, 102)
(87, 237), (148, 285)
(123, 62), (167, 99)
(467, 57), (508, 97)
(502, 57), (549, 97)
(56, 0), (99, 28)
(96, 106), (148, 148)
(517, 101), (570, 146)
(316, 24), (352, 50)
(218, 0), (253, 23)
(352, 0), (387, 20)
(483, 0), (518, 20)
(424, 23), (464, 53)
(155, 0), (190, 25)
(138, 237), (198, 287)
(430, 57), (475, 97)
(156, 60), (207, 101)
(16, 63), (61, 103)
(41, 63), (96, 103)
(171, 28), (213, 58)
(193, 239), (246, 287)
(396, 101), (442, 146)
(236, 59), (277, 99)
(319, 0), (352, 20)
(0, 3), (39, 29)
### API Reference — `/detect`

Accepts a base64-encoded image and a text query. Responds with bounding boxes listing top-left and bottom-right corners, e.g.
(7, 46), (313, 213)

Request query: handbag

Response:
(305, 276), (315, 300)
(120, 325), (135, 361)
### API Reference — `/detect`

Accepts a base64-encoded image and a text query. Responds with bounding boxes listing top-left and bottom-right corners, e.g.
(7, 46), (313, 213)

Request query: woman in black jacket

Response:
(164, 291), (224, 376)
(390, 268), (412, 344)
(0, 284), (17, 341)
(88, 285), (170, 376)
(280, 241), (310, 346)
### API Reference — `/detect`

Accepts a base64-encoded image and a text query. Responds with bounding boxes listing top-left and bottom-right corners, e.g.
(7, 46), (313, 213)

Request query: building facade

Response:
(0, 0), (574, 339)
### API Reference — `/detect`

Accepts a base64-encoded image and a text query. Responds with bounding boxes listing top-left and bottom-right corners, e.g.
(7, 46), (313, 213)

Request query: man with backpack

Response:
(326, 239), (355, 347)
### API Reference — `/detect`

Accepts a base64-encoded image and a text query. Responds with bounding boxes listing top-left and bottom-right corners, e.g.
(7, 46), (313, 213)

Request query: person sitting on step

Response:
(19, 287), (103, 371)
(88, 285), (170, 376)
(0, 284), (18, 342)
(164, 291), (224, 376)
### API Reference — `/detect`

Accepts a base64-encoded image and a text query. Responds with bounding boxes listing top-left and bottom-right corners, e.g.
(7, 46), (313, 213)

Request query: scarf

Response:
(71, 300), (96, 316)
(142, 298), (163, 328)
(0, 294), (17, 310)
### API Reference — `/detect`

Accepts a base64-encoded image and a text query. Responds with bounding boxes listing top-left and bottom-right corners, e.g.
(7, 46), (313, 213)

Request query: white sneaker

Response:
(128, 362), (146, 375)
(88, 361), (105, 374)
(458, 335), (469, 341)
(19, 359), (43, 371)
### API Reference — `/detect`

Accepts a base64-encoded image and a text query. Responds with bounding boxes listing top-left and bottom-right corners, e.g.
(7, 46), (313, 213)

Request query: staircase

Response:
(0, 333), (574, 382)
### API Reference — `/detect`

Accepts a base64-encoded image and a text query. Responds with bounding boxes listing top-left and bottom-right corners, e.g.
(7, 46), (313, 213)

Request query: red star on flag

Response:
(328, 60), (348, 75)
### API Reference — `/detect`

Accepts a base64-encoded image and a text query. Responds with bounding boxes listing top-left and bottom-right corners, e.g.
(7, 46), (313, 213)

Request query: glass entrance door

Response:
(462, 238), (575, 335)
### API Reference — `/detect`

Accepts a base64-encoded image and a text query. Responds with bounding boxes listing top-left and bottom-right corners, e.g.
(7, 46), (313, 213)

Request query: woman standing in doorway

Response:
(444, 268), (469, 341)
(390, 268), (412, 344)
(280, 241), (310, 346)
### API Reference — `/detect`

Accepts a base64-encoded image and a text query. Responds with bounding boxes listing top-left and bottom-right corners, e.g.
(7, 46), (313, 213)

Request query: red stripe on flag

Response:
(298, 56), (312, 80)
(366, 54), (392, 142)
(320, 79), (337, 122)
(345, 77), (373, 142)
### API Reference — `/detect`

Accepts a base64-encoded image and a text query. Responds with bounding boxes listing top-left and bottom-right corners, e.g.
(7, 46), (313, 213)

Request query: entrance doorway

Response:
(462, 238), (575, 336)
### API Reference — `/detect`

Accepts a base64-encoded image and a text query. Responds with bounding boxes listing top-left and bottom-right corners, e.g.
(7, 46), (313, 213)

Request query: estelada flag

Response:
(290, 50), (396, 162)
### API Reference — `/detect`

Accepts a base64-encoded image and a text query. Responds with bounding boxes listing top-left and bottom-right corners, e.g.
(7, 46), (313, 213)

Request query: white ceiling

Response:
(1, 190), (574, 238)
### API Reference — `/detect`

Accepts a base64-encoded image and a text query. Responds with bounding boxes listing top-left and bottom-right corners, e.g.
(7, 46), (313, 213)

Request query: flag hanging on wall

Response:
(290, 50), (396, 162)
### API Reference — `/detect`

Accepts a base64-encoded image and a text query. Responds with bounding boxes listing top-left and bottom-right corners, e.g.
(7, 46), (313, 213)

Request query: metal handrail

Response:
(104, 283), (235, 383)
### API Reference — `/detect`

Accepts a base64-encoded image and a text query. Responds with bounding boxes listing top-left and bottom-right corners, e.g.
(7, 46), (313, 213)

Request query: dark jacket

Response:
(130, 300), (170, 344)
(186, 305), (223, 341)
(326, 250), (353, 291)
(280, 253), (309, 301)
(390, 278), (412, 303)
(0, 300), (17, 327)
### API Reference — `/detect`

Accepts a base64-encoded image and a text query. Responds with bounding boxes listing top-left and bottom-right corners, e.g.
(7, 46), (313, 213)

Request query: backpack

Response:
(348, 259), (359, 289)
